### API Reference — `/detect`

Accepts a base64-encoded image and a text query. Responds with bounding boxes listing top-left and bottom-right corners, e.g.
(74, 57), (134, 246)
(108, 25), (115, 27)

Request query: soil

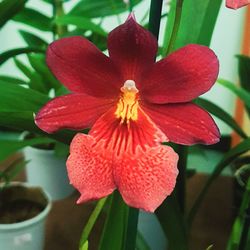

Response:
(0, 185), (47, 224)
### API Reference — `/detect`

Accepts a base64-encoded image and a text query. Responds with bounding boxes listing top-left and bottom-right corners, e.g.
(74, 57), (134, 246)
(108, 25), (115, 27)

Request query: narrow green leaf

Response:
(0, 0), (27, 28)
(156, 192), (188, 250)
(79, 197), (107, 249)
(163, 0), (222, 54)
(13, 7), (52, 31)
(0, 81), (49, 112)
(0, 111), (74, 145)
(0, 47), (45, 65)
(68, 0), (142, 18)
(80, 241), (88, 250)
(217, 79), (250, 109)
(13, 57), (49, 93)
(195, 98), (247, 139)
(55, 16), (107, 36)
(0, 137), (54, 162)
(27, 53), (61, 90)
(189, 138), (250, 225)
(227, 177), (250, 250)
(19, 30), (48, 48)
(0, 75), (28, 85)
(136, 231), (151, 250)
(99, 192), (128, 250)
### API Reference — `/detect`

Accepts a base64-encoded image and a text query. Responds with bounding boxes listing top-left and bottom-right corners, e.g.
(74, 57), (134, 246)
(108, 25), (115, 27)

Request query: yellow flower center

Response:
(115, 80), (139, 124)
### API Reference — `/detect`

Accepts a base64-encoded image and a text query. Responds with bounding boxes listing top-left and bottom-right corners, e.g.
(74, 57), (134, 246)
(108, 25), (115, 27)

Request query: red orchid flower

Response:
(35, 15), (220, 212)
(226, 0), (250, 9)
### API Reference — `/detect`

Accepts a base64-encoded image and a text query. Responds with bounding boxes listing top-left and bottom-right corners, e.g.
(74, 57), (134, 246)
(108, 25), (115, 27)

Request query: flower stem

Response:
(165, 0), (184, 55)
(79, 197), (107, 249)
(52, 0), (67, 38)
(148, 0), (163, 39)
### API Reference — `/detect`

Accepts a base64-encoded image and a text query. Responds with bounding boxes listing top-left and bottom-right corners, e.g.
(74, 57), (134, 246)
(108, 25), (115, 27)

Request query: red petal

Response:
(226, 0), (250, 9)
(35, 94), (114, 133)
(107, 15), (158, 86)
(113, 145), (178, 212)
(47, 36), (123, 97)
(66, 133), (116, 203)
(141, 44), (219, 103)
(142, 102), (220, 145)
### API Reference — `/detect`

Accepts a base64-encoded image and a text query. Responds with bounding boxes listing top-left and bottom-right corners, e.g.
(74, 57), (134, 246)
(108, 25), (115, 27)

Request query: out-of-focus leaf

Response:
(0, 47), (45, 65)
(136, 231), (150, 250)
(19, 30), (48, 48)
(68, 0), (142, 18)
(227, 177), (250, 250)
(196, 98), (247, 139)
(0, 75), (28, 85)
(55, 16), (107, 36)
(0, 137), (54, 162)
(0, 81), (49, 112)
(163, 0), (222, 54)
(27, 53), (61, 90)
(218, 79), (250, 109)
(156, 192), (187, 250)
(99, 192), (128, 250)
(54, 141), (69, 157)
(13, 7), (52, 31)
(189, 138), (250, 225)
(0, 0), (27, 28)
(13, 58), (48, 93)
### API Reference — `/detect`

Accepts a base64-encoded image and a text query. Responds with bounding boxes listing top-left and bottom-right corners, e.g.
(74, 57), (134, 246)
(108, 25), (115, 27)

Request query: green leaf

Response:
(68, 0), (142, 18)
(156, 192), (188, 250)
(163, 0), (222, 53)
(13, 57), (49, 93)
(0, 75), (28, 85)
(0, 0), (27, 28)
(217, 79), (250, 109)
(79, 197), (107, 249)
(0, 137), (54, 162)
(0, 47), (45, 65)
(99, 192), (128, 250)
(227, 177), (250, 250)
(27, 53), (61, 90)
(80, 241), (89, 250)
(55, 16), (107, 36)
(136, 231), (150, 250)
(19, 30), (48, 48)
(13, 7), (52, 31)
(0, 81), (49, 112)
(189, 138), (250, 225)
(195, 98), (247, 139)
(0, 111), (74, 145)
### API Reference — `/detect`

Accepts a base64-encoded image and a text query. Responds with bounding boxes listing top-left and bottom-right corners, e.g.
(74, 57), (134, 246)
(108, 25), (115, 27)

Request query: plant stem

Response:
(148, 0), (163, 39)
(53, 0), (67, 38)
(79, 197), (107, 249)
(165, 0), (184, 54)
(176, 145), (188, 214)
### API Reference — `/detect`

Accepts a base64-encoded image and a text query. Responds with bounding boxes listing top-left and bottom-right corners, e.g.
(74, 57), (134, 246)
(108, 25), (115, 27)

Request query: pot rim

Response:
(0, 182), (52, 231)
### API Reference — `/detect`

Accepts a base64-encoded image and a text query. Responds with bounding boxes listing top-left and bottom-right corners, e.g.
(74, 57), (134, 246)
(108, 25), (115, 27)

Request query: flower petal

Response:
(226, 0), (250, 9)
(47, 36), (123, 97)
(141, 44), (219, 104)
(66, 133), (116, 203)
(142, 102), (220, 145)
(113, 145), (178, 212)
(107, 14), (158, 86)
(35, 94), (114, 133)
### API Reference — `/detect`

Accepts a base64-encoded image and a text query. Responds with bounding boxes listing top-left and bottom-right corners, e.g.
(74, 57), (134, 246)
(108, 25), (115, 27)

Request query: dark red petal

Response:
(142, 102), (220, 145)
(67, 133), (116, 203)
(226, 0), (250, 9)
(107, 15), (158, 86)
(35, 94), (114, 133)
(47, 36), (123, 97)
(141, 44), (219, 103)
(114, 145), (178, 212)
